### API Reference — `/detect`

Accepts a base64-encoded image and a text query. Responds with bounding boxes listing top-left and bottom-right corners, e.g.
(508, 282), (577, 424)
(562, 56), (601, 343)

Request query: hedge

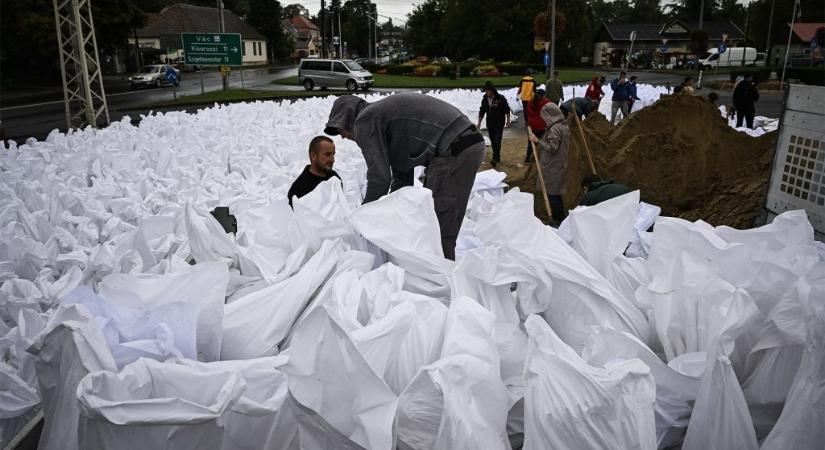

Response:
(783, 67), (825, 86)
(727, 67), (773, 83)
(361, 62), (547, 78)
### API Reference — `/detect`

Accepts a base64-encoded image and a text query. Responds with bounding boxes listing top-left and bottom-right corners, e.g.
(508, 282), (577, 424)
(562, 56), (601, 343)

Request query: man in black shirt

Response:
(477, 81), (511, 168)
(287, 136), (341, 207)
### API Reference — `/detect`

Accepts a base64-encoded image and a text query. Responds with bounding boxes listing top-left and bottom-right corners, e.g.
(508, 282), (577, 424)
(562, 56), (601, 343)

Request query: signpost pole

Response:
(218, 0), (228, 91)
(200, 71), (205, 95)
(624, 30), (636, 72)
(240, 67), (244, 89)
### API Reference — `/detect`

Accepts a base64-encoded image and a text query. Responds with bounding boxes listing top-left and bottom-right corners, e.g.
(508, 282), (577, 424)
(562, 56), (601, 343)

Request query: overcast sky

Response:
(291, 0), (417, 25)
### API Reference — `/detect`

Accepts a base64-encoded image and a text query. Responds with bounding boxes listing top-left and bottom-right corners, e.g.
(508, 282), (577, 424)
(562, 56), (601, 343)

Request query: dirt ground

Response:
(480, 94), (778, 229)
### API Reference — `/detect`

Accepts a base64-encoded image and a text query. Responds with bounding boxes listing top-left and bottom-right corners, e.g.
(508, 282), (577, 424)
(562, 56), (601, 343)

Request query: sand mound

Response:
(576, 95), (776, 228)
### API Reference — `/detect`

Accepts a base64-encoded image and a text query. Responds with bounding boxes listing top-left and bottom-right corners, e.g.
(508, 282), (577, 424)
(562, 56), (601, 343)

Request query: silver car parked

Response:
(298, 59), (373, 91)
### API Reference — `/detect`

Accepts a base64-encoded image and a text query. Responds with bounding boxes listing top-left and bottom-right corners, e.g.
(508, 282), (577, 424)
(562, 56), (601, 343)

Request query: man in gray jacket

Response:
(324, 93), (485, 260)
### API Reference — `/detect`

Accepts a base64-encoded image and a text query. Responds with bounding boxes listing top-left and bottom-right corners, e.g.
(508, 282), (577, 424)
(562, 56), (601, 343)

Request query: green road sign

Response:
(181, 33), (242, 67)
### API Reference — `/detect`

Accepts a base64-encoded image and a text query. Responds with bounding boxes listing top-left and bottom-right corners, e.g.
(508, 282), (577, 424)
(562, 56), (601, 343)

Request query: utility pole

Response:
(549, 0), (556, 78)
(218, 0), (228, 91)
(765, 0), (775, 63)
(338, 6), (343, 57)
(780, 0), (800, 88)
(373, 4), (378, 62)
(321, 0), (327, 58)
(53, 0), (110, 131)
(699, 0), (705, 30)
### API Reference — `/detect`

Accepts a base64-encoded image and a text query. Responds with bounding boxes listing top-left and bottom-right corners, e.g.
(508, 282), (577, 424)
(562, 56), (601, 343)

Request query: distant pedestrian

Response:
(517, 69), (537, 124)
(545, 70), (564, 105)
(528, 102), (570, 224)
(609, 71), (630, 124)
(626, 75), (640, 113)
(732, 74), (759, 129)
(478, 81), (511, 168)
(560, 97), (597, 120)
(585, 76), (604, 104)
(525, 88), (550, 163)
(680, 76), (695, 95)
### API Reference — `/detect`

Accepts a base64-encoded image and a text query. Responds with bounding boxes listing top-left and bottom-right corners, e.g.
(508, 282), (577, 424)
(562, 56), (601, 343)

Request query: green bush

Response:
(414, 64), (442, 76)
(727, 67), (773, 83)
(784, 67), (825, 86)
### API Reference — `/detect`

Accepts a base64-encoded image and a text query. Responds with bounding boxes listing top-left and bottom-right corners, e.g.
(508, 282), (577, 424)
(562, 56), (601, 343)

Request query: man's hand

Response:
(505, 118), (511, 128)
(476, 121), (482, 129)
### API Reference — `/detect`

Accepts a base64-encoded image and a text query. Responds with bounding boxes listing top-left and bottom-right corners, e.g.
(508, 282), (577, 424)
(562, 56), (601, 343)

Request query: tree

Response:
(282, 3), (309, 18)
(247, 0), (292, 61)
(404, 0), (445, 57)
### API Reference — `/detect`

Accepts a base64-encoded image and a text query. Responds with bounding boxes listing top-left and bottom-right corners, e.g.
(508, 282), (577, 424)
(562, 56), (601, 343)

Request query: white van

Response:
(298, 59), (374, 91)
(699, 47), (757, 69)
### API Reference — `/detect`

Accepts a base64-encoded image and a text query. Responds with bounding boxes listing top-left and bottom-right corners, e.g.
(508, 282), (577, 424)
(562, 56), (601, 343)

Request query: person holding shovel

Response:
(528, 102), (570, 224)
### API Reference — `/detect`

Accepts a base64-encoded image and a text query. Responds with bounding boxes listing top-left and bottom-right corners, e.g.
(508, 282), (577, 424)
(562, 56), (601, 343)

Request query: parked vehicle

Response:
(354, 58), (375, 66)
(698, 47), (757, 69)
(754, 52), (766, 66)
(298, 59), (374, 91)
(129, 65), (181, 89)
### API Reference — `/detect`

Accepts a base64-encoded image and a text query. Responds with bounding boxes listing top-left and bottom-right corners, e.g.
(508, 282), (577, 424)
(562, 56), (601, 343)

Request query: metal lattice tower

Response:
(53, 0), (110, 130)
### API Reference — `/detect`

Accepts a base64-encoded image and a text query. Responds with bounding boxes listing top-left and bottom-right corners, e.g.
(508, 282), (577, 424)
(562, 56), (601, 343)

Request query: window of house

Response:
(242, 41), (246, 56)
(257, 42), (262, 56)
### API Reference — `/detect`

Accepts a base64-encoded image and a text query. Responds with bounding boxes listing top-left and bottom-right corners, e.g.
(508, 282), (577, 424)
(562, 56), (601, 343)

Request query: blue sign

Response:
(718, 43), (727, 54)
(660, 45), (668, 53)
(165, 66), (179, 84)
(543, 52), (550, 66)
(812, 38), (818, 49)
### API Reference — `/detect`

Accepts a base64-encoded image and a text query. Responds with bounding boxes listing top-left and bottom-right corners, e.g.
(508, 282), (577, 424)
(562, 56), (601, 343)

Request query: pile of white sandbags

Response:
(0, 90), (814, 449)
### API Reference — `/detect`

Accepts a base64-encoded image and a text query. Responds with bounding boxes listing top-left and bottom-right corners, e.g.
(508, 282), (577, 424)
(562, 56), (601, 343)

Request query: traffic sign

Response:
(718, 42), (727, 54)
(181, 33), (242, 67)
(543, 52), (550, 66)
(660, 45), (668, 53)
(165, 66), (179, 84)
(220, 65), (231, 75)
(812, 38), (818, 49)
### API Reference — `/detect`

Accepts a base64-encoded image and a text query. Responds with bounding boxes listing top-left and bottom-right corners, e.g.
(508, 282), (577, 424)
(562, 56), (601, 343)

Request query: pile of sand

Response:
(508, 94), (777, 228)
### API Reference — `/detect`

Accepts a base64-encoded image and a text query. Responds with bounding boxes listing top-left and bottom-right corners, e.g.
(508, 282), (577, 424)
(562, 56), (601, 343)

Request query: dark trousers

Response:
(488, 126), (504, 163)
(627, 101), (635, 113)
(525, 129), (545, 162)
(736, 106), (755, 129)
(425, 142), (486, 260)
(549, 195), (566, 224)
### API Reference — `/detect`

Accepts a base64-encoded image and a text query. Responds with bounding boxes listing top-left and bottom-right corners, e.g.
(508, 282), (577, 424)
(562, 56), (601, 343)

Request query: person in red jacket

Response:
(584, 76), (604, 104)
(525, 89), (550, 163)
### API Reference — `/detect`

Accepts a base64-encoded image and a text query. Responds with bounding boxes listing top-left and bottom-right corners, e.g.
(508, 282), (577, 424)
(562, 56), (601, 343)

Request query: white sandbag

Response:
(222, 239), (339, 359)
(681, 282), (761, 450)
(397, 298), (510, 450)
(99, 260), (229, 361)
(173, 356), (298, 450)
(353, 301), (416, 380)
(76, 358), (247, 450)
(280, 306), (397, 450)
(348, 187), (454, 298)
(564, 191), (651, 301)
(566, 191), (639, 275)
(396, 355), (511, 450)
(523, 315), (656, 450)
(625, 202), (661, 259)
(26, 304), (118, 450)
(293, 178), (368, 253)
(582, 326), (700, 449)
(760, 268), (825, 450)
(0, 362), (40, 445)
(60, 286), (197, 368)
(474, 190), (650, 353)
